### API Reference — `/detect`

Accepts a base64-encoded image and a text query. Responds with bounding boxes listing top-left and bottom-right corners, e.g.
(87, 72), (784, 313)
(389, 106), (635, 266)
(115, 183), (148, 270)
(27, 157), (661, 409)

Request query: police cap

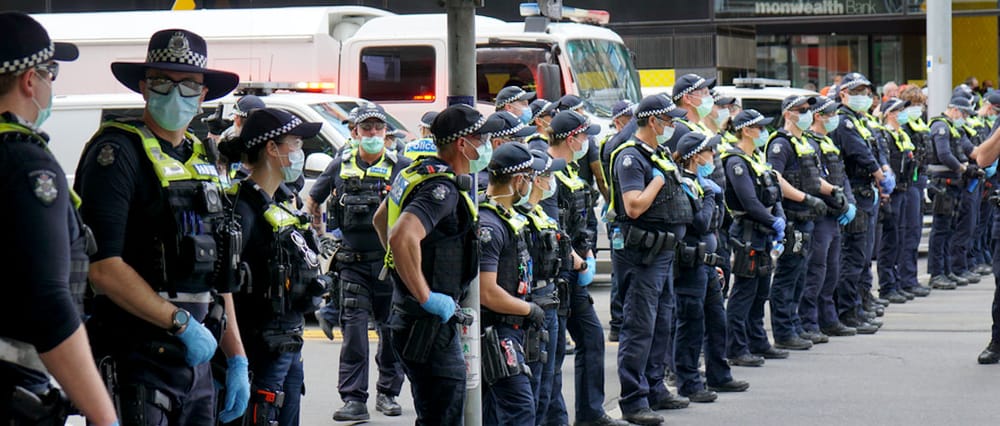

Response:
(671, 73), (717, 102)
(531, 149), (566, 174)
(880, 98), (910, 114)
(634, 94), (687, 120)
(0, 12), (78, 76)
(676, 132), (719, 162)
(238, 107), (322, 150)
(233, 95), (265, 118)
(354, 102), (388, 124)
(837, 72), (873, 93)
(418, 111), (439, 128)
(949, 96), (976, 116)
(495, 86), (535, 109)
(555, 94), (585, 112)
(488, 111), (536, 139)
(488, 142), (546, 176)
(732, 109), (774, 130)
(782, 95), (817, 112)
(431, 104), (506, 145)
(549, 110), (600, 140)
(611, 100), (635, 120)
(809, 96), (838, 115)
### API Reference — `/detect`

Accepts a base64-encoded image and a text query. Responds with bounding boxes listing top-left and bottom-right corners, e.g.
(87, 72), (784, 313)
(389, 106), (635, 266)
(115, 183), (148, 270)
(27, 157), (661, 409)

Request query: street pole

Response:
(445, 1), (482, 425)
(926, 0), (951, 117)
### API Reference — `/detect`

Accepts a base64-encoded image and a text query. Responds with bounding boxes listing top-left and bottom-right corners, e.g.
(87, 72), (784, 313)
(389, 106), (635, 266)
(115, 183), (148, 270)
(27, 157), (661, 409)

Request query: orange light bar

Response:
(295, 81), (337, 91)
(412, 94), (436, 101)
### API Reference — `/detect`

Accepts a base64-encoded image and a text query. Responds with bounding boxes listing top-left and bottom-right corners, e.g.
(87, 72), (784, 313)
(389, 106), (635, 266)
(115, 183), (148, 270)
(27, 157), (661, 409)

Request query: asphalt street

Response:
(295, 260), (1000, 426)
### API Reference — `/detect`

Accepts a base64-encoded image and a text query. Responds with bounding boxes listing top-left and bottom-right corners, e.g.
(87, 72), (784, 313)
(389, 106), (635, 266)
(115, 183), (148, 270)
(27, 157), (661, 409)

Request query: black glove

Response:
(965, 164), (986, 179)
(830, 186), (847, 208)
(526, 303), (545, 329)
(201, 107), (232, 136)
(802, 194), (828, 216)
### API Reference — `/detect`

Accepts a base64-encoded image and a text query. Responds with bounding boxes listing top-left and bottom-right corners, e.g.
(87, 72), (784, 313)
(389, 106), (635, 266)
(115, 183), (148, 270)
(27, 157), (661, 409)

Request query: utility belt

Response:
(527, 282), (559, 311)
(392, 296), (473, 364)
(482, 310), (527, 328)
(676, 242), (707, 269)
(259, 327), (304, 354)
(482, 326), (531, 385)
(926, 164), (959, 175)
(730, 222), (773, 278)
(0, 384), (72, 425)
(334, 249), (384, 264)
(784, 208), (816, 223)
(622, 225), (678, 266)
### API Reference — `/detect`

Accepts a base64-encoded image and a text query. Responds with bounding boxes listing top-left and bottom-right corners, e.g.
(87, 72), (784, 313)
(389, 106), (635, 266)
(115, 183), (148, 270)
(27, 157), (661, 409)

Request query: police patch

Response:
(431, 184), (448, 200)
(478, 226), (492, 243)
(96, 144), (116, 166)
(845, 120), (854, 129)
(771, 143), (781, 154)
(29, 170), (58, 206)
(938, 127), (946, 136)
(733, 164), (745, 176)
(622, 155), (633, 167)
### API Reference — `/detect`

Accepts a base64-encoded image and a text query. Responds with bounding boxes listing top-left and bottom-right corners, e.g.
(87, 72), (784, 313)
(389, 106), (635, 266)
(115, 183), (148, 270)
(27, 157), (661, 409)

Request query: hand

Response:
(577, 256), (596, 286)
(831, 186), (848, 210)
(651, 168), (665, 182)
(771, 217), (786, 240)
(802, 194), (828, 216)
(987, 161), (998, 178)
(880, 170), (896, 194)
(698, 176), (722, 195)
(525, 303), (545, 329)
(838, 203), (857, 225)
(964, 164), (984, 179)
(330, 228), (344, 240)
(218, 355), (250, 423)
(421, 292), (457, 323)
(176, 320), (218, 367)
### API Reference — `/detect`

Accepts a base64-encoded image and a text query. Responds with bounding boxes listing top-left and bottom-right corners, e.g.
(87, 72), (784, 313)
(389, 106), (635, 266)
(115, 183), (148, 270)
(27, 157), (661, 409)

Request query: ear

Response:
(19, 68), (37, 99)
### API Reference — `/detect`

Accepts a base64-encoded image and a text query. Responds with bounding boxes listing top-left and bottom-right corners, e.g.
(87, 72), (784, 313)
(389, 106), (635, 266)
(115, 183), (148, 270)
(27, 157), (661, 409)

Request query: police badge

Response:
(97, 144), (116, 166)
(478, 226), (492, 243)
(431, 184), (448, 201)
(733, 164), (745, 176)
(168, 31), (190, 57)
(29, 170), (58, 206)
(622, 155), (633, 168)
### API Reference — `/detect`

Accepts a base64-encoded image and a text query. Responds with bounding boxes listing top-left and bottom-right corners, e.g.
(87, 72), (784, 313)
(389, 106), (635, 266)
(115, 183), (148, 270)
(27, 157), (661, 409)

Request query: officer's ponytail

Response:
(545, 126), (565, 146)
(218, 135), (271, 167)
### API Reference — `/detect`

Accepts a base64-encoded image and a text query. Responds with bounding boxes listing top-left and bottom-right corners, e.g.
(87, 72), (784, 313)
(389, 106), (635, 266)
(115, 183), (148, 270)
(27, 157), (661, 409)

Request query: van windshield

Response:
(564, 39), (642, 118)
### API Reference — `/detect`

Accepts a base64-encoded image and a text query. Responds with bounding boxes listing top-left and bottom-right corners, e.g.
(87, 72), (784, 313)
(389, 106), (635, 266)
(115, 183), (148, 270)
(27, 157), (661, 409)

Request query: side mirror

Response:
(304, 152), (333, 178)
(537, 63), (562, 102)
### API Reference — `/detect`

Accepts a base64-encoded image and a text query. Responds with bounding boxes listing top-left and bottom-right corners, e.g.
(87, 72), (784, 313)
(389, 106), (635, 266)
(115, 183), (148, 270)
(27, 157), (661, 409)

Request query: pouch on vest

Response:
(843, 207), (869, 233)
(524, 326), (549, 364)
(482, 326), (529, 385)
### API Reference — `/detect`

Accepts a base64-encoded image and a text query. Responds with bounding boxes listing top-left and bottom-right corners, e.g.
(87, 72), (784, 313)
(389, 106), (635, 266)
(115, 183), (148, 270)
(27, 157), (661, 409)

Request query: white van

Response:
(47, 91), (408, 188)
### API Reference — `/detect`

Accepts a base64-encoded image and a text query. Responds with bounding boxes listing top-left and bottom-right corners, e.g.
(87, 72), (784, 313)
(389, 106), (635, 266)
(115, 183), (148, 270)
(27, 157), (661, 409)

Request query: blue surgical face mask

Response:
(515, 176), (533, 207)
(846, 94), (874, 113)
(795, 111), (814, 131)
(954, 117), (967, 128)
(656, 122), (675, 145)
(752, 129), (769, 148)
(714, 107), (730, 128)
(903, 106), (923, 122)
(823, 115), (840, 133)
(464, 137), (492, 173)
(697, 161), (715, 178)
(896, 109), (910, 125)
(696, 95), (714, 117)
(282, 149), (305, 183)
(541, 175), (556, 200)
(360, 136), (384, 154)
(147, 86), (200, 131)
(571, 135), (589, 161)
(31, 76), (53, 128)
(519, 107), (533, 125)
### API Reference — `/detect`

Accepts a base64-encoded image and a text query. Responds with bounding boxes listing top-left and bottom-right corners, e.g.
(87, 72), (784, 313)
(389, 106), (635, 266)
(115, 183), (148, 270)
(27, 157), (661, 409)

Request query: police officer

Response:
(0, 12), (118, 426)
(830, 72), (890, 333)
(402, 111), (438, 161)
(949, 88), (986, 287)
(217, 108), (327, 425)
(516, 149), (567, 423)
(220, 94), (265, 140)
(970, 95), (1000, 276)
(969, 92), (1000, 364)
(608, 95), (691, 425)
(75, 29), (250, 424)
(671, 132), (751, 403)
(668, 73), (717, 151)
(479, 142), (548, 424)
(722, 109), (788, 365)
(474, 111), (537, 193)
(373, 104), (503, 424)
(898, 86), (934, 297)
(800, 96), (860, 338)
(927, 95), (980, 290)
(876, 98), (919, 303)
(602, 100), (635, 343)
(530, 99), (557, 135)
(539, 110), (624, 426)
(496, 86), (536, 124)
(766, 95), (834, 351)
(309, 103), (411, 421)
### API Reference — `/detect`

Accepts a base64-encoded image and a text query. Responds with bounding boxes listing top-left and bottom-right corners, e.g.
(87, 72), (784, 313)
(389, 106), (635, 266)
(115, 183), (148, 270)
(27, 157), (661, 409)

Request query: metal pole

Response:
(445, 1), (481, 425)
(926, 0), (952, 117)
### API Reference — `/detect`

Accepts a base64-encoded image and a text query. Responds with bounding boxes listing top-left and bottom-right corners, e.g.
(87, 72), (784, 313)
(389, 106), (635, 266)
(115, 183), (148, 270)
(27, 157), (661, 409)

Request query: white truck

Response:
(32, 4), (642, 131)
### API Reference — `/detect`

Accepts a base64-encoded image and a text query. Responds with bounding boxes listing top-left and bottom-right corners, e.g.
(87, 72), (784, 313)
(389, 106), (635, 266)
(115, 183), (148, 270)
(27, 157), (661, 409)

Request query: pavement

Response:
(295, 259), (1000, 426)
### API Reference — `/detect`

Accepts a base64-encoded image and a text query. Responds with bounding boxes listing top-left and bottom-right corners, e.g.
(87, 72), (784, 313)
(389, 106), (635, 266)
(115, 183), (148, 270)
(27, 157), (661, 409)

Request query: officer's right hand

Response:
(838, 203), (857, 225)
(421, 292), (457, 323)
(651, 168), (665, 182)
(802, 194), (828, 216)
(577, 256), (596, 286)
(526, 303), (545, 329)
(771, 217), (786, 240)
(987, 161), (999, 178)
(176, 321), (218, 367)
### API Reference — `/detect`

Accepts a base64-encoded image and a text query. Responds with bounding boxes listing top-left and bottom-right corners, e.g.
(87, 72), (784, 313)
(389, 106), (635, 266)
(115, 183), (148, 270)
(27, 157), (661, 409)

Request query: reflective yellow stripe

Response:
(101, 122), (219, 187)
(929, 117), (962, 139)
(263, 202), (307, 232)
(677, 119), (712, 137)
(340, 152), (393, 180)
(720, 147), (770, 177)
(908, 118), (930, 133)
(480, 201), (529, 234)
(815, 134), (840, 155)
(889, 128), (915, 152)
(526, 204), (559, 230)
(842, 114), (873, 141)
(607, 139), (680, 214)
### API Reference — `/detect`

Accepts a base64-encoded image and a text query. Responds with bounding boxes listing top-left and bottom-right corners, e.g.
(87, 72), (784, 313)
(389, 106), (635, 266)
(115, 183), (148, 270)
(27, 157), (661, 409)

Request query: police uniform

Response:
(969, 112), (995, 274)
(383, 104), (502, 424)
(76, 29), (246, 424)
(722, 109), (786, 362)
(951, 108), (986, 284)
(608, 95), (691, 424)
(900, 111), (934, 295)
(670, 133), (749, 401)
(600, 100), (634, 341)
(875, 99), (919, 303)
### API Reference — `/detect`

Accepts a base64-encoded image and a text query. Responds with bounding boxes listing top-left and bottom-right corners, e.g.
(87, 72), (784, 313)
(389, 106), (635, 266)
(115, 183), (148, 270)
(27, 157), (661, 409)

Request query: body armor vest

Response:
(905, 119), (931, 172)
(965, 117), (986, 146)
(519, 204), (562, 281)
(0, 122), (96, 315)
(480, 201), (533, 301)
(256, 183), (325, 314)
(403, 138), (437, 161)
(806, 131), (847, 187)
(335, 152), (394, 233)
(554, 166), (592, 241)
(608, 140), (694, 229)
(884, 127), (916, 187)
(767, 130), (822, 195)
(385, 158), (478, 299)
(675, 119), (712, 137)
(839, 111), (882, 181)
(90, 121), (236, 295)
(928, 117), (968, 165)
(720, 147), (781, 218)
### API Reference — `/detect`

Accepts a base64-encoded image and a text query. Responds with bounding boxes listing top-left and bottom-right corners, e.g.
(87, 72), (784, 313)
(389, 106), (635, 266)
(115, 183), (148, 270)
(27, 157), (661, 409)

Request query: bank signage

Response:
(715, 0), (915, 17)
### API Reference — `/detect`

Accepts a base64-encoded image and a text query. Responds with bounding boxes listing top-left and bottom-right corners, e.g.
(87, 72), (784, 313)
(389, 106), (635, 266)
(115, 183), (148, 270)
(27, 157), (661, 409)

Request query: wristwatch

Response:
(167, 308), (191, 336)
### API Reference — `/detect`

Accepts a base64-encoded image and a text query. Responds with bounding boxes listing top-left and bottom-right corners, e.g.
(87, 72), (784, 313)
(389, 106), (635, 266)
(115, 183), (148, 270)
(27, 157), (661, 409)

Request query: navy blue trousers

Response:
(802, 216), (842, 331)
(898, 185), (924, 290)
(484, 325), (534, 425)
(770, 220), (813, 341)
(526, 284), (559, 426)
(877, 189), (912, 295)
(951, 186), (979, 274)
(929, 185), (960, 277)
(389, 314), (465, 425)
(837, 197), (877, 318)
(674, 264), (733, 395)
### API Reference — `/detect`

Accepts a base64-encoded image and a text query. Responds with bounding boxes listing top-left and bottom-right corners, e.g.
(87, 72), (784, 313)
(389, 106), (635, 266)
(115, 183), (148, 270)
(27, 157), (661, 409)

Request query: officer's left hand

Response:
(802, 194), (828, 216)
(218, 355), (250, 423)
(880, 170), (896, 194)
(698, 176), (722, 195)
(176, 321), (218, 367)
(987, 161), (999, 178)
(577, 256), (596, 286)
(838, 203), (857, 225)
(526, 303), (546, 329)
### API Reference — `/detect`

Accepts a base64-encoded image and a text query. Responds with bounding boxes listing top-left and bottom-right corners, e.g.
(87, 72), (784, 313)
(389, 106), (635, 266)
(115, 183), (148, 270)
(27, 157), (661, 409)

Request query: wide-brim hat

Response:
(239, 108), (322, 150)
(0, 12), (78, 75)
(111, 29), (239, 101)
(488, 111), (536, 139)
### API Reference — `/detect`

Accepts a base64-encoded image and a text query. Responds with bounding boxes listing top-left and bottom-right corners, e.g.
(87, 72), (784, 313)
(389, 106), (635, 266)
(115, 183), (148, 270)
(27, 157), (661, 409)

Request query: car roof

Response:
(714, 86), (819, 102)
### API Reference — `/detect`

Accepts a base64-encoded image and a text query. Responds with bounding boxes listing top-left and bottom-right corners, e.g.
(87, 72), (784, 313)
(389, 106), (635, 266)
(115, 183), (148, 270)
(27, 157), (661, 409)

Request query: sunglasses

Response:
(34, 62), (59, 82)
(358, 122), (387, 131)
(146, 77), (205, 97)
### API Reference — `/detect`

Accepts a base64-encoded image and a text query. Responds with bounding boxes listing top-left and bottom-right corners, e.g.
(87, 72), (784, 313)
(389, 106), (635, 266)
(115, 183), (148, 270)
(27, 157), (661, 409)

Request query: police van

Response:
(47, 89), (409, 191)
(33, 3), (640, 138)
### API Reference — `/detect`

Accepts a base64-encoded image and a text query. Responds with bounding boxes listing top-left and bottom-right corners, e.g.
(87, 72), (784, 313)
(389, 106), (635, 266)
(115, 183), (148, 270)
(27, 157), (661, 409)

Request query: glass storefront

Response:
(756, 34), (908, 89)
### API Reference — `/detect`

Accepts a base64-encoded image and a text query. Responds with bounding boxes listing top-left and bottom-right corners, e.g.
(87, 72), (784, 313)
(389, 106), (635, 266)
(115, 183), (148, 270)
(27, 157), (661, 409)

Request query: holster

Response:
(555, 278), (571, 317)
(730, 233), (772, 278)
(118, 382), (173, 425)
(677, 242), (707, 269)
(6, 386), (71, 426)
(401, 317), (442, 364)
(703, 252), (725, 267)
(785, 228), (811, 256)
(523, 327), (549, 364)
(843, 208), (869, 233)
(260, 328), (305, 354)
(932, 187), (957, 216)
(528, 292), (559, 310)
(625, 226), (677, 265)
(340, 280), (372, 311)
(481, 326), (529, 385)
(247, 387), (285, 426)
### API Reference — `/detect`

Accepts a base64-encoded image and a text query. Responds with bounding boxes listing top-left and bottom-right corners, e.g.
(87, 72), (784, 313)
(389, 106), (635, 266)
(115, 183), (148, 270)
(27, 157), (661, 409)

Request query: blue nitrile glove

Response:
(652, 168), (665, 182)
(218, 355), (250, 423)
(771, 217), (786, 241)
(698, 176), (722, 195)
(838, 203), (857, 226)
(578, 256), (596, 286)
(330, 228), (344, 240)
(421, 292), (456, 323)
(176, 320), (218, 367)
(987, 160), (998, 178)
(880, 170), (896, 194)
(600, 202), (609, 223)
